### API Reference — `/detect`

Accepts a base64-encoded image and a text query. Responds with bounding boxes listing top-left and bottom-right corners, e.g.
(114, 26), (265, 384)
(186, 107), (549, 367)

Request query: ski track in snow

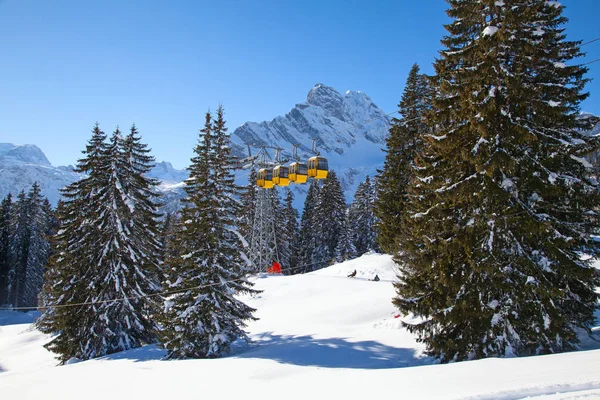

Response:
(0, 253), (599, 400)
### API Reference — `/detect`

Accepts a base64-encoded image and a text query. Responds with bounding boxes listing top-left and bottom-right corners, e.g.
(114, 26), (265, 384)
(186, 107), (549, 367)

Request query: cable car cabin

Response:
(307, 156), (328, 179)
(273, 165), (290, 187)
(257, 168), (274, 189)
(288, 162), (308, 184)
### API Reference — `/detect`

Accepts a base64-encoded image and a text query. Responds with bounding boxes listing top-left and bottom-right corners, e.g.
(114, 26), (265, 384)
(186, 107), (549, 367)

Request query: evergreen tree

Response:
(7, 190), (30, 308)
(350, 176), (379, 255)
(395, 0), (600, 362)
(22, 183), (50, 308)
(40, 124), (108, 362)
(297, 180), (320, 273)
(0, 194), (12, 305)
(335, 208), (357, 263)
(313, 171), (346, 269)
(160, 212), (180, 263)
(280, 189), (299, 273)
(42, 123), (162, 362)
(239, 168), (257, 243)
(160, 107), (259, 359)
(376, 63), (432, 254)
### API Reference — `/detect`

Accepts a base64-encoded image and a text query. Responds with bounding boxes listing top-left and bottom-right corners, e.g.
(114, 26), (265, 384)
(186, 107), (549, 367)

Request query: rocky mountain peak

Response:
(0, 143), (51, 166)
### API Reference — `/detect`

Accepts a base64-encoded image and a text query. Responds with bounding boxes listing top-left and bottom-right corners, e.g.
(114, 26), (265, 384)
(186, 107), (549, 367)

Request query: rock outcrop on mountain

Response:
(231, 83), (392, 206)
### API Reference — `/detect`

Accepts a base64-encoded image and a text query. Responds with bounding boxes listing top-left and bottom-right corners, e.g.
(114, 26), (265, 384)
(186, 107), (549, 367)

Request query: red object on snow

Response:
(267, 261), (281, 274)
(269, 261), (282, 274)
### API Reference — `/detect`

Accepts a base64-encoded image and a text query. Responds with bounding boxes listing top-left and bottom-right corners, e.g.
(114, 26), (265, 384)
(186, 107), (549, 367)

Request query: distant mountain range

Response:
(0, 83), (393, 211)
(3, 84), (597, 213)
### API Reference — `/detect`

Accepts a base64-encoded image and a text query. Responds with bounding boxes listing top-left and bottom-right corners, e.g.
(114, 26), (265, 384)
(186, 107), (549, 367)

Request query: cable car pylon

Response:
(249, 147), (280, 274)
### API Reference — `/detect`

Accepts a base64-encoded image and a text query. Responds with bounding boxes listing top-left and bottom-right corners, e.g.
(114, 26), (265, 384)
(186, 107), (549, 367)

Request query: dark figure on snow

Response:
(371, 275), (380, 282)
(347, 269), (357, 278)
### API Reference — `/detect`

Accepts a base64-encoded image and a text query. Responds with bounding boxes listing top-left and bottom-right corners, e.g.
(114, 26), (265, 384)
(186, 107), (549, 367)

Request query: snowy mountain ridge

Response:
(231, 84), (392, 206)
(0, 84), (393, 210)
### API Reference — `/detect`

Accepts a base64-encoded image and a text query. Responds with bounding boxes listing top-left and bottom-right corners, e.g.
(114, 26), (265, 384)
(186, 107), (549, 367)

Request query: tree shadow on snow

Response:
(0, 310), (40, 326)
(235, 332), (433, 369)
(97, 344), (167, 363)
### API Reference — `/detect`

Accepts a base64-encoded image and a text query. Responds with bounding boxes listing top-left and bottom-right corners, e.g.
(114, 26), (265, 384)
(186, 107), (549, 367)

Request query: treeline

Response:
(0, 184), (57, 308)
(238, 170), (379, 275)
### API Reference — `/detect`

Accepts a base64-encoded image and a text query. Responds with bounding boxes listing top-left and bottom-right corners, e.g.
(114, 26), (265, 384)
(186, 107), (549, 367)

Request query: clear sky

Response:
(1, 0), (599, 169)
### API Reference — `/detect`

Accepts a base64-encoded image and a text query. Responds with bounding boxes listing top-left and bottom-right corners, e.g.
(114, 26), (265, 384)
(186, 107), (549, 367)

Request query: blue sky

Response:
(1, 0), (599, 169)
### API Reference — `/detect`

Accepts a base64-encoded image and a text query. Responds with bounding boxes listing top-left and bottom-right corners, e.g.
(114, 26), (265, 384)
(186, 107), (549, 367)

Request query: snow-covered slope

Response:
(1, 253), (599, 399)
(231, 83), (392, 205)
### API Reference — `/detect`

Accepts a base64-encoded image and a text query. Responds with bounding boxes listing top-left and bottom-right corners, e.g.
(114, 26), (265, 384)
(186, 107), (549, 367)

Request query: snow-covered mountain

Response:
(0, 143), (82, 205)
(0, 144), (188, 212)
(231, 83), (392, 206)
(0, 84), (392, 211)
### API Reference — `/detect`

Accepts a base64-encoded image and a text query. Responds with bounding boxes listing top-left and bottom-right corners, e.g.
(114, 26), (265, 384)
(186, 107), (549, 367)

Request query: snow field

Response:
(1, 253), (599, 399)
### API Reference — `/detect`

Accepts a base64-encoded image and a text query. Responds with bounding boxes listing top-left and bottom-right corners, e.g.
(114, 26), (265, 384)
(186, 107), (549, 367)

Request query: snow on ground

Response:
(1, 253), (600, 399)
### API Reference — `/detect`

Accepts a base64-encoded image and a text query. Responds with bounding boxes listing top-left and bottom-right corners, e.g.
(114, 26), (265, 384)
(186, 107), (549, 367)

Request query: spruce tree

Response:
(161, 107), (259, 359)
(22, 182), (50, 308)
(0, 194), (12, 305)
(8, 190), (29, 308)
(395, 0), (600, 362)
(335, 208), (357, 263)
(297, 180), (320, 273)
(239, 168), (258, 243)
(42, 123), (162, 362)
(376, 63), (432, 254)
(313, 171), (346, 269)
(350, 176), (379, 255)
(41, 124), (108, 362)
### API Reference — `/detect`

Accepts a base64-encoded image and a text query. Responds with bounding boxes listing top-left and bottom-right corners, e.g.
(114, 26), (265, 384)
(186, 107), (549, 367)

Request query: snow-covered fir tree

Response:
(7, 190), (29, 308)
(335, 208), (357, 263)
(312, 171), (346, 270)
(0, 193), (13, 305)
(349, 175), (379, 255)
(41, 124), (163, 362)
(394, 0), (600, 362)
(239, 168), (257, 242)
(40, 124), (108, 361)
(22, 183), (50, 308)
(376, 63), (432, 254)
(160, 107), (260, 359)
(160, 212), (180, 264)
(5, 184), (51, 309)
(297, 180), (320, 273)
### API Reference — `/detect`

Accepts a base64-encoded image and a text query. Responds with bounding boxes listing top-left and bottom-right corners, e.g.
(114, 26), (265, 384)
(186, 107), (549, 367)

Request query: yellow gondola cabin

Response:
(273, 165), (291, 186)
(307, 156), (328, 179)
(257, 168), (274, 188)
(288, 162), (308, 183)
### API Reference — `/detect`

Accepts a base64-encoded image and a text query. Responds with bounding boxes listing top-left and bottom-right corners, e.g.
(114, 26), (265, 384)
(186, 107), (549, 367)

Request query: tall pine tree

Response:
(40, 124), (108, 362)
(395, 0), (600, 362)
(41, 124), (162, 362)
(350, 176), (379, 255)
(297, 180), (320, 273)
(0, 194), (12, 305)
(160, 107), (259, 359)
(376, 63), (432, 254)
(312, 171), (346, 270)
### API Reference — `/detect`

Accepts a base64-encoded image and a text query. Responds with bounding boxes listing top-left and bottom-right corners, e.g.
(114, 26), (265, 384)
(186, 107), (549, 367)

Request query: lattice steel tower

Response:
(248, 148), (280, 273)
